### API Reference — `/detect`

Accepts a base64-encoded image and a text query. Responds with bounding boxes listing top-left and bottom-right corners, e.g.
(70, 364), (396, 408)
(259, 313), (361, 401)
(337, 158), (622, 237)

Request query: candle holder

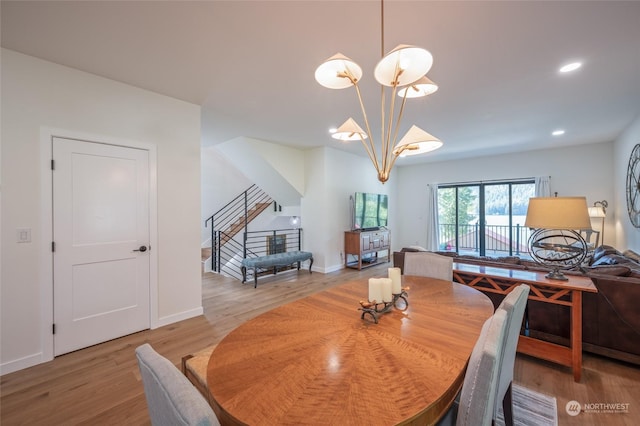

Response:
(358, 288), (409, 324)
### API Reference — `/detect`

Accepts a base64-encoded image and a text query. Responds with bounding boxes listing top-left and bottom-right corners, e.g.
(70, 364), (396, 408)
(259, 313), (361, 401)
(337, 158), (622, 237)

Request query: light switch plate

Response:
(17, 228), (31, 243)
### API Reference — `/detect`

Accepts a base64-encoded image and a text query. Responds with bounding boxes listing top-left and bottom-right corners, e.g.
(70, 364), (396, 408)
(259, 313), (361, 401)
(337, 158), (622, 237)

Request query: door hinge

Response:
(51, 159), (55, 170)
(52, 324), (56, 335)
(52, 241), (56, 252)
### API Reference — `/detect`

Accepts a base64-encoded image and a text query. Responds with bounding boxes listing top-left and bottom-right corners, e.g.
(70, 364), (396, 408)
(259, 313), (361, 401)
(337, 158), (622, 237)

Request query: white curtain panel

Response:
(425, 184), (440, 251)
(535, 176), (551, 197)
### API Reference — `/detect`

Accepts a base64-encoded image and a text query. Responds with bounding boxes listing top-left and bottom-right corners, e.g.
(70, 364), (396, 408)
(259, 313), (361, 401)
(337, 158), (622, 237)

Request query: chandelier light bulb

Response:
(397, 76), (438, 98)
(374, 45), (433, 87)
(315, 53), (363, 89)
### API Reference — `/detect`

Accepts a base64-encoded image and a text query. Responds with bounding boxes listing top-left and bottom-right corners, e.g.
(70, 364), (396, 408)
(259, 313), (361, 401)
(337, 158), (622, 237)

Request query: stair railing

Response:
(205, 185), (275, 279)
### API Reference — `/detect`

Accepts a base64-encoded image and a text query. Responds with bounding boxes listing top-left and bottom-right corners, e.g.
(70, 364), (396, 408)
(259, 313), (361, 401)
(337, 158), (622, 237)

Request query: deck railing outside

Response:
(438, 223), (532, 257)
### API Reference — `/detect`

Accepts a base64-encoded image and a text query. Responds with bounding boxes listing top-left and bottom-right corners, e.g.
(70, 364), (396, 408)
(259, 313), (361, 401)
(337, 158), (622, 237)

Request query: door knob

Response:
(133, 245), (148, 252)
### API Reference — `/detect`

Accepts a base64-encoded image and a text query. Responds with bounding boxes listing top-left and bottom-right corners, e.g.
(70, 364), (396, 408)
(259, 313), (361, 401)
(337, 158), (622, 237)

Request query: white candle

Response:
(381, 278), (393, 303)
(368, 278), (383, 303)
(388, 267), (402, 294)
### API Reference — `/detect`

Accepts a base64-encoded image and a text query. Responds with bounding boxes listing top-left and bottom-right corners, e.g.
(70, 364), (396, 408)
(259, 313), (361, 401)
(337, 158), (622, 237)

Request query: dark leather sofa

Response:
(394, 245), (640, 365)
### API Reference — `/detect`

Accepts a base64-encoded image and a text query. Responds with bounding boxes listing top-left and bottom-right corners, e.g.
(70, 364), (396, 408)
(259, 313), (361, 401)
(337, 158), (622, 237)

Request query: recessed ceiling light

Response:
(552, 129), (565, 136)
(559, 62), (582, 73)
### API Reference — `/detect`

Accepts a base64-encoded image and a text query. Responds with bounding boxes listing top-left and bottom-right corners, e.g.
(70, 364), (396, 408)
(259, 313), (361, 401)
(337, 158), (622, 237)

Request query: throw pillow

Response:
(592, 245), (620, 262)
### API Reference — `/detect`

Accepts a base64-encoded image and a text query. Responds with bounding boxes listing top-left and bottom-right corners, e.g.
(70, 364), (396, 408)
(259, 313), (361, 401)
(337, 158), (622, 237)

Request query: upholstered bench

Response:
(241, 250), (313, 288)
(181, 345), (217, 402)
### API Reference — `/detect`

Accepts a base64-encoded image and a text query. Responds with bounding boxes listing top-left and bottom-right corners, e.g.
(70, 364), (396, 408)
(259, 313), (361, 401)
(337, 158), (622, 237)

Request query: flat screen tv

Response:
(353, 192), (388, 230)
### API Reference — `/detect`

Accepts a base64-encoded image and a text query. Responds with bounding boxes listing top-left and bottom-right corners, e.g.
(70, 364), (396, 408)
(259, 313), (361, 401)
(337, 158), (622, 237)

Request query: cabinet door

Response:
(361, 234), (371, 251)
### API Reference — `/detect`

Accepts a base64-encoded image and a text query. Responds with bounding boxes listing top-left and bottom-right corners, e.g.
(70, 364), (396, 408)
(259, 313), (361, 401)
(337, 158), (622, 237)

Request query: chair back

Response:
(457, 309), (508, 426)
(136, 343), (220, 426)
(493, 284), (530, 419)
(404, 251), (453, 281)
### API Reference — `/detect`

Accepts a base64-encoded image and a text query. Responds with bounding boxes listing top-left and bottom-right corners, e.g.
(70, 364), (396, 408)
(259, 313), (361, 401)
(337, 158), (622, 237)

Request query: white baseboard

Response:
(0, 352), (45, 376)
(155, 306), (204, 329)
(314, 263), (343, 274)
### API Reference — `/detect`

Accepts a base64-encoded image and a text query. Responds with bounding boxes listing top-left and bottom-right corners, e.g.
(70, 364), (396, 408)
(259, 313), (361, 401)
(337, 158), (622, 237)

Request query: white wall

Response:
(395, 142), (615, 250)
(201, 145), (253, 242)
(1, 49), (202, 374)
(614, 114), (640, 251)
(302, 147), (396, 272)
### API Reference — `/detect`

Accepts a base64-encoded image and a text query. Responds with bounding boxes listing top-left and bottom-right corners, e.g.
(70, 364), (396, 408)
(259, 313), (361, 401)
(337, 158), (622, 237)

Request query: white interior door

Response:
(53, 137), (150, 356)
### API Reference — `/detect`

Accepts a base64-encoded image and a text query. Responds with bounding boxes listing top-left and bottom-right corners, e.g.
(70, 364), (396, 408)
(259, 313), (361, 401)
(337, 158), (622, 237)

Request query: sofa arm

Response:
(589, 274), (640, 334)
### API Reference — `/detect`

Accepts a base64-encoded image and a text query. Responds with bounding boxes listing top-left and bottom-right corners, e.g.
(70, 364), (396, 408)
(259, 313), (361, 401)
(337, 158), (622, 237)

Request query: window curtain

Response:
(425, 184), (440, 251)
(535, 176), (551, 197)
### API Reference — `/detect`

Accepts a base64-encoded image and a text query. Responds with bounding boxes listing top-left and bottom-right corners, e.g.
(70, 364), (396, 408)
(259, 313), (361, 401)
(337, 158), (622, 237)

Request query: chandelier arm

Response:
(353, 82), (381, 170)
(380, 84), (386, 171)
(382, 58), (404, 171)
(392, 90), (409, 147)
(357, 134), (382, 175)
(386, 148), (402, 178)
(384, 83), (403, 171)
(384, 89), (411, 178)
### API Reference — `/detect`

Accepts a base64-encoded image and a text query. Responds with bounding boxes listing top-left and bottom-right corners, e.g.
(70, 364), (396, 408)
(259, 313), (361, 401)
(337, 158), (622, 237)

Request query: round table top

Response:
(207, 276), (493, 426)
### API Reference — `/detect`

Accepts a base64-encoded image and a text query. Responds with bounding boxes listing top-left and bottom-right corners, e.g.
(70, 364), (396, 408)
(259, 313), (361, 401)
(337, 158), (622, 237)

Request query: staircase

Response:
(205, 185), (273, 280)
(218, 201), (272, 246)
(201, 246), (212, 274)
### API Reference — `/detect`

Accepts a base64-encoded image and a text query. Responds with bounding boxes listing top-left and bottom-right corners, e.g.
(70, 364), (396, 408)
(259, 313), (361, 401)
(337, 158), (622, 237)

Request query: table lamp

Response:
(587, 200), (607, 246)
(525, 197), (591, 280)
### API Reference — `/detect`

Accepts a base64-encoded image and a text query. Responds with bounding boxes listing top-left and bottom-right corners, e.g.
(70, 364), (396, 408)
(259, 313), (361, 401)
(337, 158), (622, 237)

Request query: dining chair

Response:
(437, 308), (508, 426)
(494, 284), (530, 426)
(136, 343), (220, 426)
(403, 251), (453, 281)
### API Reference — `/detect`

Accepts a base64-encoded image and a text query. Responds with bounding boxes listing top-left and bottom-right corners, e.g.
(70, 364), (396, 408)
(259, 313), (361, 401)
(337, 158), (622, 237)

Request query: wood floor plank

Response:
(1, 264), (639, 425)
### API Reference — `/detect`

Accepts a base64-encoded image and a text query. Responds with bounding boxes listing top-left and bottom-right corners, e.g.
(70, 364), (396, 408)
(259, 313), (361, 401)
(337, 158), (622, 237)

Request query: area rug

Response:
(494, 384), (558, 426)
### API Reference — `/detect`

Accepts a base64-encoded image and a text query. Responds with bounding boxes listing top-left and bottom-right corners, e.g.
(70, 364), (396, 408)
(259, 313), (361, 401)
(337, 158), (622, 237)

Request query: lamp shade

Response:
(331, 118), (368, 141)
(393, 125), (443, 157)
(588, 206), (606, 218)
(397, 76), (439, 98)
(315, 53), (363, 89)
(374, 45), (433, 87)
(525, 197), (592, 230)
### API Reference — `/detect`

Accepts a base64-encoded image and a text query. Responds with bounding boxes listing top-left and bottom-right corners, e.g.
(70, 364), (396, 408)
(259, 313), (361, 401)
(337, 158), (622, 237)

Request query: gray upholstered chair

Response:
(437, 308), (509, 426)
(494, 284), (531, 426)
(136, 343), (220, 426)
(403, 251), (453, 281)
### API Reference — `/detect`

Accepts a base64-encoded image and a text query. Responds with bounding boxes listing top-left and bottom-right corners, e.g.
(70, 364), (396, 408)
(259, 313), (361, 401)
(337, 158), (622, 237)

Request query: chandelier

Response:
(314, 0), (442, 183)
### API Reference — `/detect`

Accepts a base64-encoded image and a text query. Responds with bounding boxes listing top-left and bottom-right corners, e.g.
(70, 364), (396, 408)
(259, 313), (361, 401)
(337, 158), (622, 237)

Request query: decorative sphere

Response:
(528, 229), (588, 270)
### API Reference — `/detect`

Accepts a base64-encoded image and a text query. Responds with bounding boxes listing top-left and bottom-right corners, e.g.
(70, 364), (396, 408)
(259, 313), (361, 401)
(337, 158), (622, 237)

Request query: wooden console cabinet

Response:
(344, 229), (390, 270)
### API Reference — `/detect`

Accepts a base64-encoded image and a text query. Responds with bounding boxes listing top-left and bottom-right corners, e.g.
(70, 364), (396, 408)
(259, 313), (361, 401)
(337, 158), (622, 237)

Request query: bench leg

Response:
(254, 268), (258, 288)
(241, 266), (247, 283)
(297, 261), (301, 270)
(309, 257), (314, 274)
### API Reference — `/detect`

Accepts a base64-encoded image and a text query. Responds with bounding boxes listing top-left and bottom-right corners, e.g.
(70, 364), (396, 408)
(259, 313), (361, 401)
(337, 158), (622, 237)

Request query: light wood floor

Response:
(1, 264), (639, 425)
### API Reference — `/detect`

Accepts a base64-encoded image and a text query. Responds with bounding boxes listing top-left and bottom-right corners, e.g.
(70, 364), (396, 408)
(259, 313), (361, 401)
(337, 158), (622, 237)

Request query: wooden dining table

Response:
(206, 276), (494, 426)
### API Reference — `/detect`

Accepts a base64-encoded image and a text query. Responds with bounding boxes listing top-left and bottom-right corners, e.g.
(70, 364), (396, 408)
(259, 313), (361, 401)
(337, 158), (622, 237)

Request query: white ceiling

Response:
(2, 1), (640, 165)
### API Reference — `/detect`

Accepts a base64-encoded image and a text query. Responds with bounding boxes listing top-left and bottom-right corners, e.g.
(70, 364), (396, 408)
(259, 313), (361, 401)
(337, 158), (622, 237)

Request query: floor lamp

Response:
(588, 200), (608, 246)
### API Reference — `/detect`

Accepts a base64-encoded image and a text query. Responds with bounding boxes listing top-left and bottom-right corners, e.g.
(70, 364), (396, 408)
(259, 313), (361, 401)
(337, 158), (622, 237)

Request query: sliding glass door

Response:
(437, 180), (534, 257)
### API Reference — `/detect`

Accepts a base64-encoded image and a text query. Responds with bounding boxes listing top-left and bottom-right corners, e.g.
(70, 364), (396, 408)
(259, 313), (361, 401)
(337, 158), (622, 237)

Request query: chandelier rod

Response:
(353, 77), (379, 169)
(379, 0), (386, 175)
(380, 0), (384, 57)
